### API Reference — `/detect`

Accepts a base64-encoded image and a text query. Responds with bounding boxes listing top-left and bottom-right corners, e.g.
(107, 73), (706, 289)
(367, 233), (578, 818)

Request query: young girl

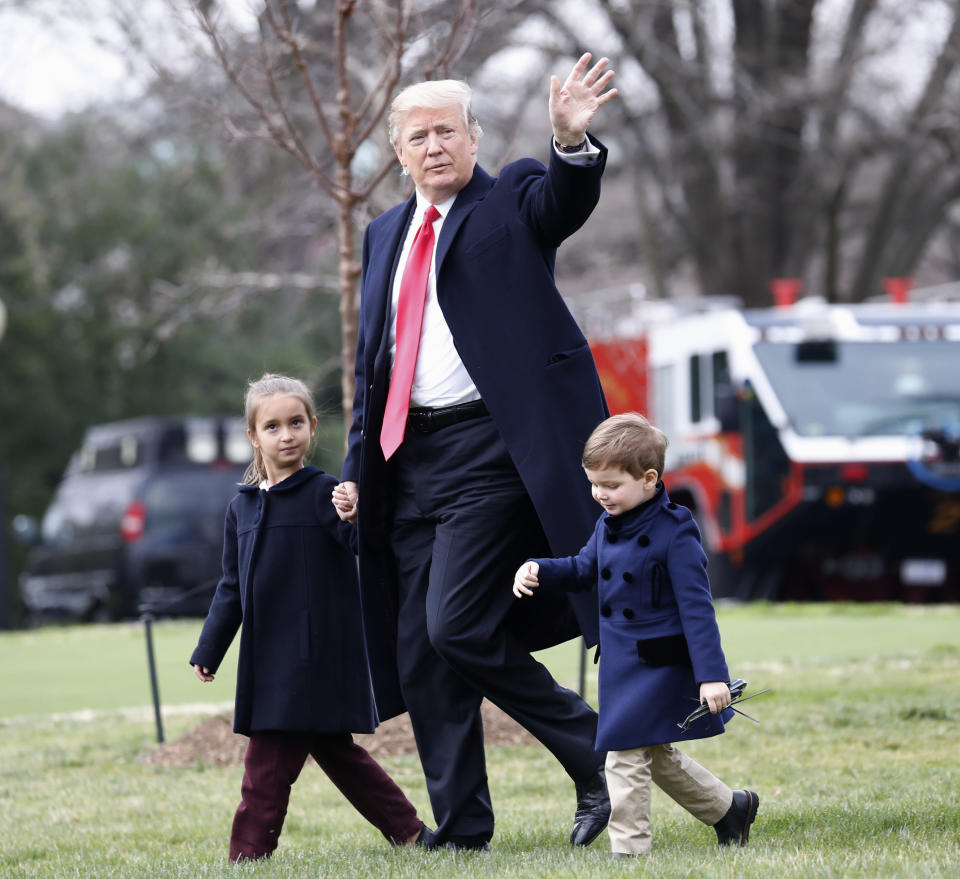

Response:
(190, 374), (425, 862)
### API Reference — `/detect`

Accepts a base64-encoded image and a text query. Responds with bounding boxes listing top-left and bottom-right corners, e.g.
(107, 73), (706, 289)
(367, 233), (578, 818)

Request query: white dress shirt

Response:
(387, 138), (601, 409)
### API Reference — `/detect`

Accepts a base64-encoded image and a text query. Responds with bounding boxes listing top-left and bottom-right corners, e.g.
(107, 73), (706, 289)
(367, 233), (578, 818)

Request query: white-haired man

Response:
(334, 54), (616, 851)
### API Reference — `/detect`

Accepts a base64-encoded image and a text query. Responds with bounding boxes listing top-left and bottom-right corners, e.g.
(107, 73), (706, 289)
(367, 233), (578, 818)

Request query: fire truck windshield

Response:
(752, 338), (960, 438)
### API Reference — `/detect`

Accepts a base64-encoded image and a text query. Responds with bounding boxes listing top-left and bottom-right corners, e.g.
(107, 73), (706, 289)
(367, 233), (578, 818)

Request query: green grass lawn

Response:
(1, 604), (959, 878)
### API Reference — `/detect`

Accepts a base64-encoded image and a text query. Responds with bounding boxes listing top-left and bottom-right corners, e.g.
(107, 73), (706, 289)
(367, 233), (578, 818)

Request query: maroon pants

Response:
(229, 730), (422, 862)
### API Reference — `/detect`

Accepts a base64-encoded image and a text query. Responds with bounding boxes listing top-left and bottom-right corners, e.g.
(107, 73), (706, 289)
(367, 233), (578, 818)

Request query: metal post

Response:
(142, 611), (165, 743)
(0, 297), (8, 630)
(0, 459), (10, 631)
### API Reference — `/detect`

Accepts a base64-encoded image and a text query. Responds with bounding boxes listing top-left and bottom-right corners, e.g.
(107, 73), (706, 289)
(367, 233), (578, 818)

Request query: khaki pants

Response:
(605, 743), (732, 855)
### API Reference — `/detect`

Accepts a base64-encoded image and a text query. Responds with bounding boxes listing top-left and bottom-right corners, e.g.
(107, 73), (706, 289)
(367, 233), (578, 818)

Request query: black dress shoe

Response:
(412, 826), (435, 847)
(415, 828), (490, 852)
(441, 840), (491, 852)
(570, 768), (611, 846)
(714, 789), (759, 846)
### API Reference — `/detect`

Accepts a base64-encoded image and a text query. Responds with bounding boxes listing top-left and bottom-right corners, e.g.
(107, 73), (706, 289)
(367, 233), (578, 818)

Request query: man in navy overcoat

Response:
(334, 53), (616, 850)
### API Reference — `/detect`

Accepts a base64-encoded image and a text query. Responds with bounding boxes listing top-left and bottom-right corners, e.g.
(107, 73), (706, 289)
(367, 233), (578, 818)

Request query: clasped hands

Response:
(332, 481), (358, 523)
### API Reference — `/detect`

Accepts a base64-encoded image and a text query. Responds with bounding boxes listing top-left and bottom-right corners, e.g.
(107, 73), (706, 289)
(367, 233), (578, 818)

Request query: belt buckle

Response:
(407, 408), (431, 434)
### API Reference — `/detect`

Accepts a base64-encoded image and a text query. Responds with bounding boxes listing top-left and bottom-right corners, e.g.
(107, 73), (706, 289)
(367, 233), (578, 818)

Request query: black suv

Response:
(15, 415), (250, 623)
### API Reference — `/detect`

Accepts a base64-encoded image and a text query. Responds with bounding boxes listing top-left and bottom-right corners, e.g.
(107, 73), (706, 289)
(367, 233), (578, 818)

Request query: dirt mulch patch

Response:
(144, 700), (536, 768)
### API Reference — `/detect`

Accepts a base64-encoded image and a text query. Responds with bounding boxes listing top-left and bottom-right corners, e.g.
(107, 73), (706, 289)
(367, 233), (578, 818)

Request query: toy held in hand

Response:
(678, 679), (770, 733)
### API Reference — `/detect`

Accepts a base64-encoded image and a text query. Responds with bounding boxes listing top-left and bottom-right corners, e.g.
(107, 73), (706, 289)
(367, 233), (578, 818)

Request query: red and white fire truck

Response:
(584, 288), (960, 601)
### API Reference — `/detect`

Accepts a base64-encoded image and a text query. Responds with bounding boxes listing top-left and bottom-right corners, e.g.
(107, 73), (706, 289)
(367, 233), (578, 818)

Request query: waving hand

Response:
(549, 53), (617, 148)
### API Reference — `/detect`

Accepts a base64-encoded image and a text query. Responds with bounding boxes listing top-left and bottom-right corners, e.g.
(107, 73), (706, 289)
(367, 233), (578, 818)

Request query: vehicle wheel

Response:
(24, 609), (49, 630)
(89, 603), (113, 624)
(732, 558), (782, 601)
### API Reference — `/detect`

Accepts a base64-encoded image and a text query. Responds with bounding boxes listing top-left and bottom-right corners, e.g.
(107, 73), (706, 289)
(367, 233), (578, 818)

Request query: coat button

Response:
(601, 567), (612, 579)
(601, 604), (612, 617)
(637, 534), (650, 546)
(623, 608), (635, 619)
(622, 571), (634, 583)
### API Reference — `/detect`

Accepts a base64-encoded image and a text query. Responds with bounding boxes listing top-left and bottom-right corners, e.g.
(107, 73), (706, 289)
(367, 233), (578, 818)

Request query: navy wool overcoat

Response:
(189, 466), (378, 737)
(342, 140), (611, 719)
(533, 485), (734, 750)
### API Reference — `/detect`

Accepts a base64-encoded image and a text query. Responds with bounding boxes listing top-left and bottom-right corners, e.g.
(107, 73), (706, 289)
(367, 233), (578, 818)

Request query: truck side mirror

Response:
(715, 384), (739, 432)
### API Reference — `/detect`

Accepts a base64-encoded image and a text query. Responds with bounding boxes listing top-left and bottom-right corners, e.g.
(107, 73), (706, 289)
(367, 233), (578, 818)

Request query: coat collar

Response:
(384, 162), (494, 270)
(435, 164), (494, 270)
(366, 164), (494, 355)
(602, 482), (667, 535)
(237, 465), (321, 493)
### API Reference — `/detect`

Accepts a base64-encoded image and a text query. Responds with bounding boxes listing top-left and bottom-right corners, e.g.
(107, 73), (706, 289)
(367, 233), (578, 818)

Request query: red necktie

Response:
(380, 205), (440, 459)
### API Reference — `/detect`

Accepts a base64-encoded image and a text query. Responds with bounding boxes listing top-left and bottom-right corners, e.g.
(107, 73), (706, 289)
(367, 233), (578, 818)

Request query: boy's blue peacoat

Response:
(189, 466), (377, 737)
(532, 485), (733, 750)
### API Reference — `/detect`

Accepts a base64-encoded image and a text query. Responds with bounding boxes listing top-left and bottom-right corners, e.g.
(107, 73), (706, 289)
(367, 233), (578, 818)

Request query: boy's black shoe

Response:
(714, 789), (759, 846)
(570, 769), (611, 846)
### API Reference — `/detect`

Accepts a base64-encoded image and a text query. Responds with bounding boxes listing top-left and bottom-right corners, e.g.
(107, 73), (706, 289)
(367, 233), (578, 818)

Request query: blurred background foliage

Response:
(4, 0), (960, 619)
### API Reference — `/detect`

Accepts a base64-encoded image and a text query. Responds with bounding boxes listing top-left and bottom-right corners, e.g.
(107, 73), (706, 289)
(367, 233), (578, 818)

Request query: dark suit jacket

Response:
(343, 139), (611, 718)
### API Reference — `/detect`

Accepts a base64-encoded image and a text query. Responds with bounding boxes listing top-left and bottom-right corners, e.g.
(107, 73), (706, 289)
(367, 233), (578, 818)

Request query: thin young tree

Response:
(188, 0), (480, 424)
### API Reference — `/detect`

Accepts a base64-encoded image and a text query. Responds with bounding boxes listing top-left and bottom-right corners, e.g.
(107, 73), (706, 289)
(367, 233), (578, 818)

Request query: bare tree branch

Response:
(254, 4), (328, 183)
(850, 2), (960, 299)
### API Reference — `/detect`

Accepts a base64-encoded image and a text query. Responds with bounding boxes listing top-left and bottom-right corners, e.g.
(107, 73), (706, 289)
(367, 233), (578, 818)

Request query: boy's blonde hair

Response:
(242, 374), (317, 485)
(582, 413), (668, 479)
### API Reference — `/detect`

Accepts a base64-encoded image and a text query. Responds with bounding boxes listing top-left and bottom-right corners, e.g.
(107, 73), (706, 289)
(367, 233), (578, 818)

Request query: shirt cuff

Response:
(553, 134), (601, 166)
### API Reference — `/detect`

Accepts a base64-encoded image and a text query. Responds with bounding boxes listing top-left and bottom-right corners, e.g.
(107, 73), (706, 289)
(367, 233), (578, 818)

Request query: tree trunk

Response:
(336, 193), (360, 437)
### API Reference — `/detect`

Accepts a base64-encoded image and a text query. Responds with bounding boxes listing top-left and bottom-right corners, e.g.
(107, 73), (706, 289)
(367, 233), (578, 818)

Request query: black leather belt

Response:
(407, 400), (489, 434)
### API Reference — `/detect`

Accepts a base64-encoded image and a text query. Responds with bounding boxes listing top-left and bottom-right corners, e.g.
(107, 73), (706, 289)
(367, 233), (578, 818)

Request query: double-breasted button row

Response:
(608, 532), (652, 546)
(601, 604), (638, 619)
(607, 528), (654, 546)
(601, 568), (638, 582)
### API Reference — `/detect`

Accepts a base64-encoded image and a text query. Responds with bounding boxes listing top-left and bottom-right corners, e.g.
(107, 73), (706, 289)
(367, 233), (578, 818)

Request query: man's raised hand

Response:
(549, 52), (617, 148)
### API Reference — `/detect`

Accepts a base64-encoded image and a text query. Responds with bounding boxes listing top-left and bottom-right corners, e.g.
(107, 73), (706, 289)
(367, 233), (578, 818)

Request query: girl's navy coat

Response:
(189, 466), (377, 737)
(533, 485), (733, 751)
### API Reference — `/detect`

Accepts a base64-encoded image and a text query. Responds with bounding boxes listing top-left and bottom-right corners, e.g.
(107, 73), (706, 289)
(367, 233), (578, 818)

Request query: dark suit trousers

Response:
(229, 730), (422, 861)
(390, 414), (604, 845)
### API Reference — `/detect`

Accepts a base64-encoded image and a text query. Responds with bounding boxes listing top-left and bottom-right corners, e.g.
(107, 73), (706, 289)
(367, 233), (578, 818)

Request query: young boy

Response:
(513, 413), (759, 858)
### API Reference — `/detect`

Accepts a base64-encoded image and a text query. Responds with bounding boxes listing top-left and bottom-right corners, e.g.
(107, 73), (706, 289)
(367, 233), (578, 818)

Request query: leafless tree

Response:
(533, 0), (960, 306)
(175, 0), (485, 423)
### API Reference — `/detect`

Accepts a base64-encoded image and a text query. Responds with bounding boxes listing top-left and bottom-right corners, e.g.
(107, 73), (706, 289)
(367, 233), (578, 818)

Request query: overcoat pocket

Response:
(636, 632), (692, 668)
(464, 224), (508, 257)
(651, 563), (664, 607)
(545, 342), (591, 367)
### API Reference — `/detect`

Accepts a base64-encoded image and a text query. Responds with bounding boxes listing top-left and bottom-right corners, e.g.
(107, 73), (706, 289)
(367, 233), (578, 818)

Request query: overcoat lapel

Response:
(368, 196), (417, 367)
(434, 165), (494, 273)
